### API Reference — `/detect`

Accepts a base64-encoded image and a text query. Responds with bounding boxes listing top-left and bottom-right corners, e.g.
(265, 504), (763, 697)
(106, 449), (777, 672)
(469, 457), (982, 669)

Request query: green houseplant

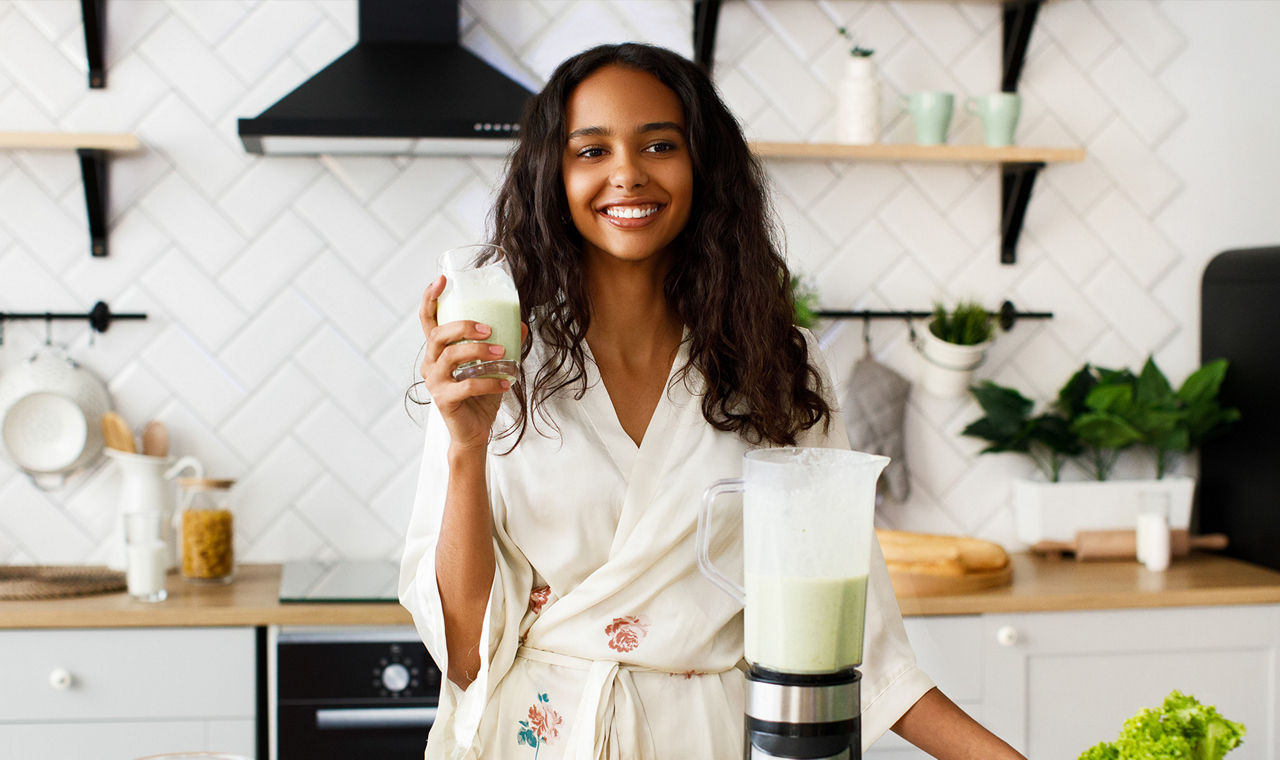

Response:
(917, 300), (997, 398)
(962, 357), (1239, 544)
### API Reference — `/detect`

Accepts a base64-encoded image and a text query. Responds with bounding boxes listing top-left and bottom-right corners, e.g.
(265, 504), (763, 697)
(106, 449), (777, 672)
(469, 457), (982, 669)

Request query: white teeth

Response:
(605, 205), (659, 219)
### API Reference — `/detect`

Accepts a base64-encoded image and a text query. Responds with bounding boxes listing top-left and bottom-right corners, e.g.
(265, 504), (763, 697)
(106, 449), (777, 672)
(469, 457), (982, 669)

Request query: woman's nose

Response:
(609, 153), (647, 188)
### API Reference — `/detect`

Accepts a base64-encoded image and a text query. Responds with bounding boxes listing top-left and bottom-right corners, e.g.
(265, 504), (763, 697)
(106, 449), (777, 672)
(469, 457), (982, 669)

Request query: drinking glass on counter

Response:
(124, 511), (169, 602)
(437, 244), (521, 383)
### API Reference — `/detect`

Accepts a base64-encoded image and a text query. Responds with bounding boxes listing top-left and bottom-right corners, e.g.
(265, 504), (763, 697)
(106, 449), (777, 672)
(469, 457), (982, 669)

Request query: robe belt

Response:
(516, 645), (735, 760)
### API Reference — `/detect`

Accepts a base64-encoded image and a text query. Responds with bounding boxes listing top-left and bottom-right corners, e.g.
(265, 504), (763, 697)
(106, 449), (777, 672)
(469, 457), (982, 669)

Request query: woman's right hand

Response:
(419, 275), (513, 453)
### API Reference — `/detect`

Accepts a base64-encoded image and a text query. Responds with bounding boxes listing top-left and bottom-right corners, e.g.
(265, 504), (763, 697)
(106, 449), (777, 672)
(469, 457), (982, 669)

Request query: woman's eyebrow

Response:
(566, 121), (684, 141)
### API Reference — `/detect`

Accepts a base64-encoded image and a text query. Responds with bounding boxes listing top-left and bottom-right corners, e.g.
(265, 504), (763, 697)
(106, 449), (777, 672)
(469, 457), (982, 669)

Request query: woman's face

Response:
(561, 64), (693, 269)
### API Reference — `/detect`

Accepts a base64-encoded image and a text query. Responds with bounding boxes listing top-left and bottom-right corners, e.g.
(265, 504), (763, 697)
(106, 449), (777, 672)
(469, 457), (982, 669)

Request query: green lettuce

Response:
(1079, 691), (1245, 760)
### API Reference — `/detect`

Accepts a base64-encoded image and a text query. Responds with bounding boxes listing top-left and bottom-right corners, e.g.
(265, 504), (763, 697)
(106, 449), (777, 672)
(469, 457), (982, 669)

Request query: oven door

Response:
(275, 627), (440, 760)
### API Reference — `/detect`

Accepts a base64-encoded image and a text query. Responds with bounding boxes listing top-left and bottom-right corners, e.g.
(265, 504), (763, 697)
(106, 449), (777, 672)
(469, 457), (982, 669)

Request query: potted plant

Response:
(833, 25), (879, 145)
(962, 358), (1239, 544)
(790, 274), (820, 330)
(917, 299), (995, 398)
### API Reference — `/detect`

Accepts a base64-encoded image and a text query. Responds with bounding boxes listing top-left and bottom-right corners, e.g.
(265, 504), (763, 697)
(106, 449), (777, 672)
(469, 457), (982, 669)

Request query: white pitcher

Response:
(106, 450), (202, 570)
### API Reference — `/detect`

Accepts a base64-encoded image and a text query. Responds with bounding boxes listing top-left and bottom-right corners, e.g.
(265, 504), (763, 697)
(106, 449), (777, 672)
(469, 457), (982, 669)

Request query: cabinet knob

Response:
(48, 668), (74, 690)
(996, 626), (1019, 647)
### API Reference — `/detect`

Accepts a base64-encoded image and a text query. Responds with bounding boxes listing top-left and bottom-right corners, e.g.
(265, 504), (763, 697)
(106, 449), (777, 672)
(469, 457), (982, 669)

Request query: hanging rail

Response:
(814, 300), (1051, 331)
(0, 301), (147, 345)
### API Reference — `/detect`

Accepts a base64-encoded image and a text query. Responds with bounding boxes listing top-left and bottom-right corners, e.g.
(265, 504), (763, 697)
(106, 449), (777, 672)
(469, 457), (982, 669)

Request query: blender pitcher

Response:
(697, 447), (888, 760)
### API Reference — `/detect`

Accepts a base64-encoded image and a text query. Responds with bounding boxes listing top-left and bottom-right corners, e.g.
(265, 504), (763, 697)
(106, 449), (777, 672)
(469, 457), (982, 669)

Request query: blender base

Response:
(744, 667), (861, 760)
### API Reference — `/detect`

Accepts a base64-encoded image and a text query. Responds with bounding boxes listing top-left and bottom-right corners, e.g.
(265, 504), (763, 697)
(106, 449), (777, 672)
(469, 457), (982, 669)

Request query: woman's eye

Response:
(577, 146), (605, 158)
(645, 141), (677, 154)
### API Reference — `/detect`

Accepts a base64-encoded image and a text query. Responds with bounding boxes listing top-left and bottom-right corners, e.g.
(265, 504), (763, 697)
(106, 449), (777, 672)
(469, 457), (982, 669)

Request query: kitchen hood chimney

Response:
(238, 0), (534, 156)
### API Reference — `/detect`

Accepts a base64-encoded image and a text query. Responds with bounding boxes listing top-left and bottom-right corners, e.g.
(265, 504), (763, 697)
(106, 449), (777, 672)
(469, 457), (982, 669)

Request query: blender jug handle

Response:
(697, 478), (746, 604)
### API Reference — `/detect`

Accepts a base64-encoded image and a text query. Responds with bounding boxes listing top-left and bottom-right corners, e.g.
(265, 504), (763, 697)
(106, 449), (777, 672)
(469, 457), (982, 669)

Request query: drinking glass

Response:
(436, 244), (521, 383)
(124, 511), (169, 602)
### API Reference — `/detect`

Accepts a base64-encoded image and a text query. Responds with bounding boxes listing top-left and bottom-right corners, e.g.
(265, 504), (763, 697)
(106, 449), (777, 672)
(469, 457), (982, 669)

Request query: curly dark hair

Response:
(489, 42), (830, 448)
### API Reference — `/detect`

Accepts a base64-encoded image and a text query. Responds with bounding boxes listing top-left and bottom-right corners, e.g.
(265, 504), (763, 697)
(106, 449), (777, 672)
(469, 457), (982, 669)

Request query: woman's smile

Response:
(561, 65), (693, 266)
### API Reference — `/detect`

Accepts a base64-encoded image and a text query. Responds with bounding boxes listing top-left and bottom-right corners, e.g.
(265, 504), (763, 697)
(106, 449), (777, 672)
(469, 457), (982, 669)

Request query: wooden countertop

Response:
(0, 564), (411, 630)
(896, 552), (1280, 616)
(3, 554), (1280, 629)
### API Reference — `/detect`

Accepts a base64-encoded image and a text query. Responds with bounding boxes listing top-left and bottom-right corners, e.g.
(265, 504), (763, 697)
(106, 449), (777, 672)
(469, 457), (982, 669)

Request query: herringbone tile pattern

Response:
(0, 0), (1189, 562)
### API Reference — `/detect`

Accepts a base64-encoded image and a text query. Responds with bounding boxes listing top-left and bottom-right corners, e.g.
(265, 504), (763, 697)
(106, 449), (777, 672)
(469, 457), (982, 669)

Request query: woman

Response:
(401, 43), (1024, 760)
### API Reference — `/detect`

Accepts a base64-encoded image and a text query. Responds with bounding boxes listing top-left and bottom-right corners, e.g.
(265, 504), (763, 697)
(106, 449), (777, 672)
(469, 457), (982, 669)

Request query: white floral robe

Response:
(399, 332), (934, 760)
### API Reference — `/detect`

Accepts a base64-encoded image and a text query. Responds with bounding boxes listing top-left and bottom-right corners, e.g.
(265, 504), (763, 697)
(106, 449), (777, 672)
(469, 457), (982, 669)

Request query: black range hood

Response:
(238, 0), (534, 156)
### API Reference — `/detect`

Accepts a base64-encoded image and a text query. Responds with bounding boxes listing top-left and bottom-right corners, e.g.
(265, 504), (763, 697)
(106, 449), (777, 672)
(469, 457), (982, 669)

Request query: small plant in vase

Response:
(917, 299), (996, 397)
(962, 358), (1240, 545)
(834, 25), (879, 145)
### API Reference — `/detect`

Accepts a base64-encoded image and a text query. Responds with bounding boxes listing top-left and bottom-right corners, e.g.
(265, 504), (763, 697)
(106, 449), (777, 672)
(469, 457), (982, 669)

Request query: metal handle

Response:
(697, 477), (746, 604)
(316, 707), (437, 730)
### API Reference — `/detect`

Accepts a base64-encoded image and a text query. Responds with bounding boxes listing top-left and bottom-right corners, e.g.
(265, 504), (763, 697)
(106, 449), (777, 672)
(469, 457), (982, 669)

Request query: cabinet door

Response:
(866, 615), (985, 759)
(983, 605), (1280, 760)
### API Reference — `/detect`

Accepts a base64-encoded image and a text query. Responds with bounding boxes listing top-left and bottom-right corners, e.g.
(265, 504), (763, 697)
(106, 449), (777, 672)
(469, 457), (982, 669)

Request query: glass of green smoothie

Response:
(436, 244), (521, 384)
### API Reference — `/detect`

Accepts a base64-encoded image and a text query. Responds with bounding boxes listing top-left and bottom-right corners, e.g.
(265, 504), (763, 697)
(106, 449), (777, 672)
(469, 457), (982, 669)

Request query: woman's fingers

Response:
(418, 275), (445, 334)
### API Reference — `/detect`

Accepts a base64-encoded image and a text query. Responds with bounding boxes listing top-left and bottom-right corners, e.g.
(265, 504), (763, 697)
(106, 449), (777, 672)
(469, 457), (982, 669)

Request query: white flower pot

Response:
(917, 328), (990, 398)
(836, 57), (880, 144)
(1012, 477), (1195, 544)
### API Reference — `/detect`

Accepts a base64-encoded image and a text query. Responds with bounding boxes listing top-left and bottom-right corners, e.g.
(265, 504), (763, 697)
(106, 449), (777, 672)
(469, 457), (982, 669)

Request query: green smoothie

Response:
(437, 293), (521, 381)
(744, 573), (869, 673)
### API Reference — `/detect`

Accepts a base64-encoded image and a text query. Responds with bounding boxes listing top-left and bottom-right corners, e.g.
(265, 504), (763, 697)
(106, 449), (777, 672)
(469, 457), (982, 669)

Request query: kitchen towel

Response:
(842, 356), (911, 502)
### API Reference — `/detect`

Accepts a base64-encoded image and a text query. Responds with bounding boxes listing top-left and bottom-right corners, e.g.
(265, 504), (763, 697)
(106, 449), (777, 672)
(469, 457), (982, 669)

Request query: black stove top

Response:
(278, 560), (400, 603)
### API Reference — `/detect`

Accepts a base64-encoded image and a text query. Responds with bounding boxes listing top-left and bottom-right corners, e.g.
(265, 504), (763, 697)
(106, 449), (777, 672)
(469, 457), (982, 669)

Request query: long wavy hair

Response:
(483, 42), (830, 449)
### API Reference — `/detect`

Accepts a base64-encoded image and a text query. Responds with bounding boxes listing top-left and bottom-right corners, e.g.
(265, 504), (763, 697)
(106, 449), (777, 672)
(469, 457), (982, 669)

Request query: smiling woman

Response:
(400, 42), (1025, 760)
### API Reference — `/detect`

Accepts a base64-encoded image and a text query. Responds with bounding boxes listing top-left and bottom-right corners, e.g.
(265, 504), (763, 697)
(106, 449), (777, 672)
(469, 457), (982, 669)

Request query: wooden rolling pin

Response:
(1032, 529), (1228, 561)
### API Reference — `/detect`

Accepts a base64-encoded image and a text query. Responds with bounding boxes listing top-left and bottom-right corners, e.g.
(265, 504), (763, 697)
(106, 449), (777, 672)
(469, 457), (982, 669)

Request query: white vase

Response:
(1011, 477), (1195, 545)
(836, 56), (880, 145)
(917, 328), (990, 398)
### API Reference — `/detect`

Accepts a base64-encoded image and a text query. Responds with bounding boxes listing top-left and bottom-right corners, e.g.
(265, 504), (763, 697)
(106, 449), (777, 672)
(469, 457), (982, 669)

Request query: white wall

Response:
(0, 0), (1277, 564)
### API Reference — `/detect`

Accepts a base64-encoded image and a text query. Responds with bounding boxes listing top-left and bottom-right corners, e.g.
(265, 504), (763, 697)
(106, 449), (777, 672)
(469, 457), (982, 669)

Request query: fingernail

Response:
(489, 344), (504, 355)
(475, 324), (491, 336)
(500, 380), (511, 390)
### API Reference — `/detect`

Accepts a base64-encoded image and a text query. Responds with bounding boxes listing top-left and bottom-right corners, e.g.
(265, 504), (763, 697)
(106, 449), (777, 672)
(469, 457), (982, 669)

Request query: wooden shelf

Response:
(749, 141), (1084, 164)
(0, 131), (141, 257)
(0, 131), (140, 152)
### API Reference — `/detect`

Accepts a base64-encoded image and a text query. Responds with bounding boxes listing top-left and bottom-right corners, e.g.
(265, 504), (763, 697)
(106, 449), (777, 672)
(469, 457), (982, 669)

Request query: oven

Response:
(272, 626), (441, 760)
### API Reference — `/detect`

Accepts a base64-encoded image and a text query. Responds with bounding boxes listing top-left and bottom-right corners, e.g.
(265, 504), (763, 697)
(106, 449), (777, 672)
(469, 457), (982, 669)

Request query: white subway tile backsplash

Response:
(139, 249), (248, 350)
(218, 288), (323, 388)
(294, 325), (398, 428)
(218, 211), (324, 312)
(294, 399), (397, 502)
(0, 0), (1233, 559)
(140, 325), (248, 429)
(138, 172), (247, 273)
(293, 173), (398, 277)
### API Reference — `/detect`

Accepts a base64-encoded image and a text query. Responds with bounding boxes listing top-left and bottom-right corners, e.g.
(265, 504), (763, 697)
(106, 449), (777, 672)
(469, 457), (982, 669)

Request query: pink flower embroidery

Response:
(604, 615), (649, 653)
(517, 692), (561, 756)
(529, 585), (551, 615)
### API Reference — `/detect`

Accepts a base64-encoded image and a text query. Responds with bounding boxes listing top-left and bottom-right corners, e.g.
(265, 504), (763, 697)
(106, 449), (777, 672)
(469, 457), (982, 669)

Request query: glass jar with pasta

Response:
(176, 477), (236, 584)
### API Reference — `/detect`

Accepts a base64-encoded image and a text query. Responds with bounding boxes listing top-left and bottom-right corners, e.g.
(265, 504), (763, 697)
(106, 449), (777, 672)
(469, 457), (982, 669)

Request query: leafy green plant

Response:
(1069, 359), (1240, 480)
(964, 359), (1239, 481)
(836, 26), (874, 57)
(790, 274), (820, 330)
(963, 381), (1081, 481)
(1079, 690), (1245, 760)
(929, 300), (994, 346)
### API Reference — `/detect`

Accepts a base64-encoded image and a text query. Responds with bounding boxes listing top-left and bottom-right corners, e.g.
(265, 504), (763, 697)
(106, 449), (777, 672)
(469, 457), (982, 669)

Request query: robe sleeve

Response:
(398, 402), (534, 758)
(796, 328), (936, 751)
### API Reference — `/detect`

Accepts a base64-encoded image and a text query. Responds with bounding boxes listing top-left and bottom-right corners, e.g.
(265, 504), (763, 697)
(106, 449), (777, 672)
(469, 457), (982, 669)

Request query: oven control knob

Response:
(382, 662), (412, 692)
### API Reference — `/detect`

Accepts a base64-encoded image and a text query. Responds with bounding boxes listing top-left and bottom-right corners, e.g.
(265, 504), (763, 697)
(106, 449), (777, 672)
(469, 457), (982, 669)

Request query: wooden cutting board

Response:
(878, 529), (1014, 598)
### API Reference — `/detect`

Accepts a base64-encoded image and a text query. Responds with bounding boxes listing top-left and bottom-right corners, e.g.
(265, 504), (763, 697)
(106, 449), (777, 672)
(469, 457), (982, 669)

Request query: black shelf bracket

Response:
(0, 301), (147, 346)
(1002, 0), (1041, 92)
(80, 0), (107, 88)
(815, 300), (1052, 331)
(1001, 161), (1043, 265)
(77, 148), (110, 257)
(693, 0), (722, 72)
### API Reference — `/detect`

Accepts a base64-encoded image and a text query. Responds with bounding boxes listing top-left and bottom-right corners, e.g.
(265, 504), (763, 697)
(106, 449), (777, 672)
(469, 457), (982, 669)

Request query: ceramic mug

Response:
(966, 92), (1021, 147)
(907, 91), (954, 145)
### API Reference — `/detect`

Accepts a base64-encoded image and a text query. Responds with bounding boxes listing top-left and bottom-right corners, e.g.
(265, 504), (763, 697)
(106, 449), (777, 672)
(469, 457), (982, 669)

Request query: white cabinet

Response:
(0, 627), (257, 760)
(866, 605), (1280, 759)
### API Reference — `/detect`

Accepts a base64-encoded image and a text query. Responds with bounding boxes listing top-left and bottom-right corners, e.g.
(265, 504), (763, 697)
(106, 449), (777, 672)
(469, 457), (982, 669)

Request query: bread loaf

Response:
(877, 529), (1009, 575)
